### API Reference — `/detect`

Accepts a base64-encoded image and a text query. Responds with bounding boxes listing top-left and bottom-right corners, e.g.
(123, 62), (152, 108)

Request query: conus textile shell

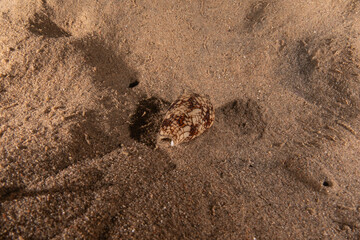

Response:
(158, 93), (215, 147)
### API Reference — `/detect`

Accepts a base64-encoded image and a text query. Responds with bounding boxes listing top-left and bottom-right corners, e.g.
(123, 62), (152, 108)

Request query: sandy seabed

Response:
(1, 0), (360, 239)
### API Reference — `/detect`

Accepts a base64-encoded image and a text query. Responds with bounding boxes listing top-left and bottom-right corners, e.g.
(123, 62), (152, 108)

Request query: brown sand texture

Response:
(1, 0), (360, 239)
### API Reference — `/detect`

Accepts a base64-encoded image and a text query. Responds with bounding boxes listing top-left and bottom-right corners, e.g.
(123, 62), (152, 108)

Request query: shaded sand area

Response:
(1, 0), (360, 239)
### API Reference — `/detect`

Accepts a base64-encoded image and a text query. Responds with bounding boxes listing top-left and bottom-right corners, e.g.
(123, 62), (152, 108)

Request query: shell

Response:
(158, 93), (215, 146)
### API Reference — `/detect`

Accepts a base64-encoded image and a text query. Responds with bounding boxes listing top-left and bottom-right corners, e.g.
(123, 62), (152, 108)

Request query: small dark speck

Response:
(168, 162), (177, 171)
(128, 80), (139, 88)
(323, 181), (332, 187)
(17, 145), (28, 150)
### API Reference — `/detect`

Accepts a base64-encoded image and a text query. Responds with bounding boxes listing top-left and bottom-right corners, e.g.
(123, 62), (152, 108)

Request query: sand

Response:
(1, 0), (360, 239)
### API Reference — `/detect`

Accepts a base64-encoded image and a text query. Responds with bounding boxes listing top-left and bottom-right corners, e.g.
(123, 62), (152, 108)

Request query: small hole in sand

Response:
(128, 80), (139, 88)
(160, 138), (172, 144)
(323, 181), (333, 187)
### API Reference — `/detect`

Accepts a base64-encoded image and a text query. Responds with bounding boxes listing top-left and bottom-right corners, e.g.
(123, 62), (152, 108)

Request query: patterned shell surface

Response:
(159, 93), (215, 146)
